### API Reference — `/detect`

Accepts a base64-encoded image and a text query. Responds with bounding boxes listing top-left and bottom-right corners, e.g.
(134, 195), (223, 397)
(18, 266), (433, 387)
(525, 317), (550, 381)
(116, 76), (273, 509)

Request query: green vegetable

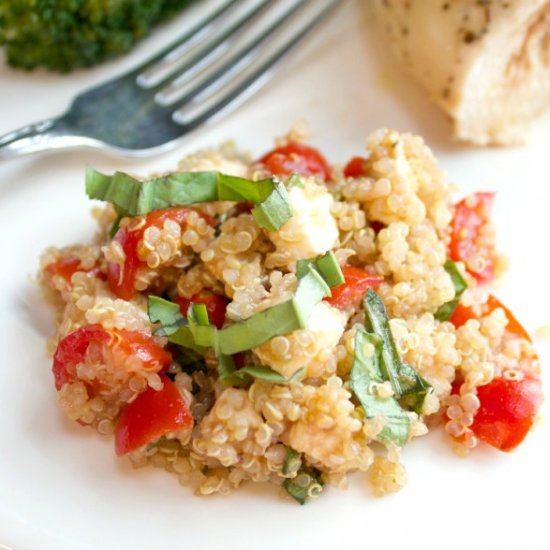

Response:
(363, 289), (430, 412)
(86, 168), (292, 231)
(296, 251), (344, 287)
(187, 303), (217, 348)
(434, 260), (468, 322)
(148, 296), (186, 336)
(282, 466), (324, 505)
(218, 266), (330, 355)
(0, 0), (193, 73)
(221, 365), (305, 387)
(282, 447), (302, 476)
(350, 330), (410, 446)
(147, 294), (308, 386)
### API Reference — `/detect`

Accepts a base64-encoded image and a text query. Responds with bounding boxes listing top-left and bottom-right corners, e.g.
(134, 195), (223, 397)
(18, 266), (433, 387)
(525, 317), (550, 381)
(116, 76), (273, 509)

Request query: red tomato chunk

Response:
(108, 207), (215, 301)
(115, 376), (193, 455)
(472, 375), (543, 452)
(450, 294), (531, 342)
(259, 142), (332, 181)
(450, 192), (496, 283)
(325, 266), (384, 310)
(175, 291), (229, 329)
(45, 256), (105, 285)
(53, 325), (172, 392)
(343, 156), (368, 178)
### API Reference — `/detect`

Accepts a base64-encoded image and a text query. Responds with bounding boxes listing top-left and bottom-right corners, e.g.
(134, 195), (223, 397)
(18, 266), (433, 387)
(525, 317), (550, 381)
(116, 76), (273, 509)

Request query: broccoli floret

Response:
(0, 0), (194, 72)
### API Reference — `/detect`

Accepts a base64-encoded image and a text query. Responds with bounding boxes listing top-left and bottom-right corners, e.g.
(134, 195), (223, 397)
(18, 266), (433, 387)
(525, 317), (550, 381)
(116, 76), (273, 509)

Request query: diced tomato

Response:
(450, 294), (531, 341)
(107, 207), (215, 301)
(235, 201), (254, 215)
(449, 192), (496, 283)
(259, 142), (331, 181)
(449, 303), (476, 329)
(175, 291), (229, 329)
(114, 376), (193, 456)
(53, 325), (110, 390)
(52, 325), (172, 392)
(325, 266), (384, 310)
(107, 226), (142, 301)
(485, 295), (531, 341)
(472, 375), (543, 451)
(45, 256), (105, 285)
(343, 156), (368, 178)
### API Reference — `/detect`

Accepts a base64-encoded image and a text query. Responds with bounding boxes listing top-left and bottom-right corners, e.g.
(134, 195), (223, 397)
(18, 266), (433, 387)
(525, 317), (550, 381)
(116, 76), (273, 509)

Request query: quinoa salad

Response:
(39, 128), (543, 503)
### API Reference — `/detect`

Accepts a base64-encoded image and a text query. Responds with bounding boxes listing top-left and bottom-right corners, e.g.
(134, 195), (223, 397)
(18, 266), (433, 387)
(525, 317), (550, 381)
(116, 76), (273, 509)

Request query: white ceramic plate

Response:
(1, 2), (549, 549)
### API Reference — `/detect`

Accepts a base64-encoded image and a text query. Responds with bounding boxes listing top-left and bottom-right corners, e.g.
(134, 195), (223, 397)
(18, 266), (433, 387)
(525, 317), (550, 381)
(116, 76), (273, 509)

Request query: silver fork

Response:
(0, 0), (339, 161)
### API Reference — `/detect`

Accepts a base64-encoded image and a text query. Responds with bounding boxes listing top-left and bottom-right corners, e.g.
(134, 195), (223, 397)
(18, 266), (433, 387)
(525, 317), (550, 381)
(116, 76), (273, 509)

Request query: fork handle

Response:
(0, 117), (89, 160)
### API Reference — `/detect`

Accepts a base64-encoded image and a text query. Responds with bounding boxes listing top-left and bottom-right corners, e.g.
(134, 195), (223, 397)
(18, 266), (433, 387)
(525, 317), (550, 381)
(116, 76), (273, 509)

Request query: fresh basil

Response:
(350, 330), (410, 446)
(434, 259), (468, 322)
(86, 168), (292, 231)
(363, 289), (431, 412)
(282, 466), (324, 505)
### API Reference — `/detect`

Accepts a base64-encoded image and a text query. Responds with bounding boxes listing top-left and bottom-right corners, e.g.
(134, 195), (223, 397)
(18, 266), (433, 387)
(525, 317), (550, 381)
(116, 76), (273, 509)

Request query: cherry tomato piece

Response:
(107, 225), (142, 301)
(107, 207), (215, 301)
(343, 156), (368, 178)
(449, 192), (496, 283)
(175, 291), (229, 329)
(115, 376), (193, 456)
(472, 375), (543, 451)
(45, 256), (105, 285)
(450, 295), (531, 341)
(52, 325), (171, 392)
(53, 325), (110, 390)
(325, 266), (384, 310)
(259, 142), (331, 181)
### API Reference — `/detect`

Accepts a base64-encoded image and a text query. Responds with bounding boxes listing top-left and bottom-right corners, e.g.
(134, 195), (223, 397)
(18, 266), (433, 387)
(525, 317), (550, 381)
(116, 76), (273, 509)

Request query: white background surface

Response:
(0, 1), (549, 549)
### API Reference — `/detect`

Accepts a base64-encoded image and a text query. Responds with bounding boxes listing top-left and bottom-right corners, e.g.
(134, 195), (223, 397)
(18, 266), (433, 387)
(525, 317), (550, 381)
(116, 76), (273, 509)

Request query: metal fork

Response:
(0, 0), (339, 161)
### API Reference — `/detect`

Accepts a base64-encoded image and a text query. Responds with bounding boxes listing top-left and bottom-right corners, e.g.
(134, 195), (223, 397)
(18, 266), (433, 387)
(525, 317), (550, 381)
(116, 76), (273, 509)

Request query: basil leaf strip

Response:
(221, 365), (305, 387)
(148, 296), (186, 336)
(363, 289), (431, 413)
(282, 466), (324, 505)
(296, 251), (344, 288)
(218, 267), (330, 355)
(350, 330), (410, 446)
(86, 168), (292, 231)
(282, 447), (302, 476)
(434, 260), (468, 322)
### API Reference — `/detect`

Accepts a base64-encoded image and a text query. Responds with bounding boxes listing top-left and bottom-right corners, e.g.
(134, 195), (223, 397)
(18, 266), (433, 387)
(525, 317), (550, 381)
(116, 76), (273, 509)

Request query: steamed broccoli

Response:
(0, 0), (194, 73)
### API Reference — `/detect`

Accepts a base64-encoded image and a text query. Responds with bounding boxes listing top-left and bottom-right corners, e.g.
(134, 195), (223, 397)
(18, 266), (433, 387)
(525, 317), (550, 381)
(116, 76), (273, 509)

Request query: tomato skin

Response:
(107, 207), (215, 301)
(450, 295), (531, 341)
(485, 295), (531, 341)
(53, 325), (110, 390)
(343, 156), (368, 178)
(259, 142), (331, 181)
(52, 325), (172, 392)
(45, 256), (105, 285)
(450, 192), (496, 283)
(472, 375), (543, 451)
(325, 266), (384, 310)
(115, 376), (193, 456)
(107, 226), (142, 301)
(175, 291), (229, 329)
(449, 303), (476, 329)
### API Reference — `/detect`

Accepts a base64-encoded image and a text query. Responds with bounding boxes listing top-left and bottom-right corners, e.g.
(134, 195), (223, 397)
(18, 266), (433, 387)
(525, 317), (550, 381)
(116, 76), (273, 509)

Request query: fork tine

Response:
(138, 0), (271, 89)
(155, 0), (307, 107)
(134, 1), (236, 83)
(173, 0), (338, 128)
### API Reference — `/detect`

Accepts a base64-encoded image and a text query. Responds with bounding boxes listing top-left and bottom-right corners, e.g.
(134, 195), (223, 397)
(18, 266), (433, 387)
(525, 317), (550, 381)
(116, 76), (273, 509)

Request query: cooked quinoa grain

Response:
(39, 128), (543, 503)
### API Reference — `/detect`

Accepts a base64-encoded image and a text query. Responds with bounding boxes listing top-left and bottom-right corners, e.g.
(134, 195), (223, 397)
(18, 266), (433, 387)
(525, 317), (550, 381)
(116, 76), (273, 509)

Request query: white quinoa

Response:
(39, 128), (540, 501)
